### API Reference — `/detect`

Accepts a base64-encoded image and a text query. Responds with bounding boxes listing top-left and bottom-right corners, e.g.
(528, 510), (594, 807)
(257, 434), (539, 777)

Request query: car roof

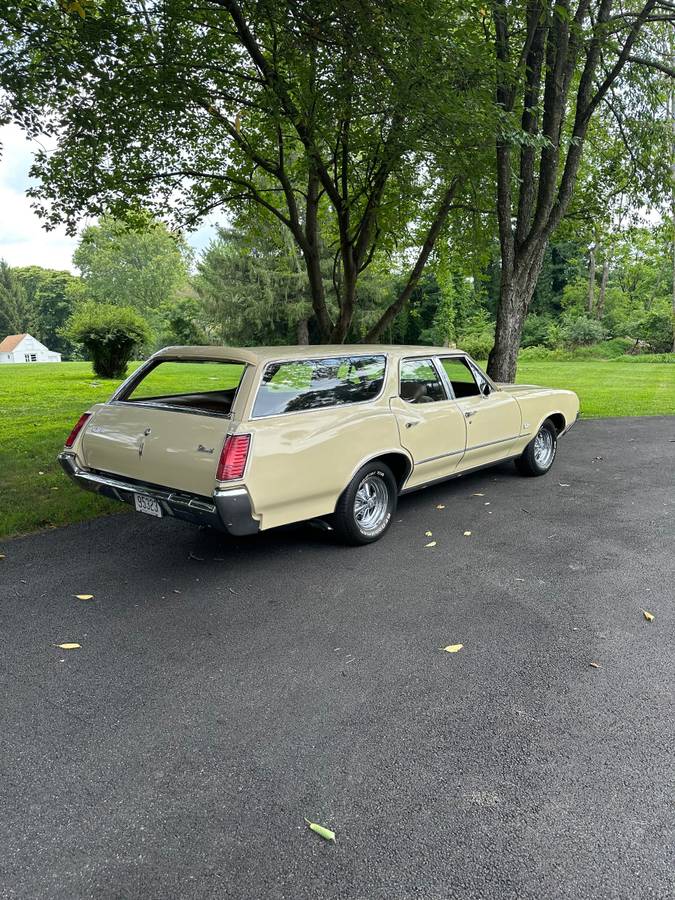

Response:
(154, 344), (470, 364)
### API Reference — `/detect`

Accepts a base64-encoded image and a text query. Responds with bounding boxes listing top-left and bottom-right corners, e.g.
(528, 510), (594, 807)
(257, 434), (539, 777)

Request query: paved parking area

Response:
(0, 416), (673, 899)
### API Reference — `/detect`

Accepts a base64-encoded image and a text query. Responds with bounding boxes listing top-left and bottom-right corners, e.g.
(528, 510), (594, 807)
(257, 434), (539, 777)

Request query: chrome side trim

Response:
(401, 455), (521, 495)
(465, 433), (522, 453)
(417, 448), (465, 465)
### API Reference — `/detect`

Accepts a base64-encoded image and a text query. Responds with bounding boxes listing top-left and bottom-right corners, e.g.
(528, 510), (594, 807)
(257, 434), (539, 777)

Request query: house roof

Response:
(0, 333), (28, 352)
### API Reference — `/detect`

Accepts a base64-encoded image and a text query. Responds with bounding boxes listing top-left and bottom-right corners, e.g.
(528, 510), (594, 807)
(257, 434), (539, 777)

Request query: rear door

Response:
(390, 357), (466, 488)
(80, 358), (248, 496)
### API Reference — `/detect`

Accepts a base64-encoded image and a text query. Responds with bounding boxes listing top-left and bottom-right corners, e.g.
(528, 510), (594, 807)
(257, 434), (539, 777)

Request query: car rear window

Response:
(252, 355), (386, 418)
(121, 359), (247, 416)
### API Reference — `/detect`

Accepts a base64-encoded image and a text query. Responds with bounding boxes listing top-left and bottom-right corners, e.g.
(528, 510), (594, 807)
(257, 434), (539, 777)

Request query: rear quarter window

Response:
(252, 355), (386, 418)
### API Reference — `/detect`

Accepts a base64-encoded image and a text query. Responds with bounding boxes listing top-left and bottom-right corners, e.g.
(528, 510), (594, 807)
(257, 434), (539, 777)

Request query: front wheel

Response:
(333, 461), (397, 545)
(515, 419), (558, 477)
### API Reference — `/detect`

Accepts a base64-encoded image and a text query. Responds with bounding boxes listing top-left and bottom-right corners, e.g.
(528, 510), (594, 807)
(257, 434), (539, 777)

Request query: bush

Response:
(64, 303), (150, 378)
(561, 316), (606, 347)
(634, 310), (673, 354)
(522, 315), (554, 348)
(458, 331), (494, 359)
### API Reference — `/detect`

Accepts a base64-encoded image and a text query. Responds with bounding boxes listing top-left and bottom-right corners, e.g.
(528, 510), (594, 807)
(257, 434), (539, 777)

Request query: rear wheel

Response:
(515, 419), (557, 477)
(333, 461), (397, 545)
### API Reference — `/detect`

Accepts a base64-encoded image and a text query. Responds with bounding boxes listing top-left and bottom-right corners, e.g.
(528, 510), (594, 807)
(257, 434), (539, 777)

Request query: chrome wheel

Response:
(353, 474), (389, 534)
(533, 427), (554, 468)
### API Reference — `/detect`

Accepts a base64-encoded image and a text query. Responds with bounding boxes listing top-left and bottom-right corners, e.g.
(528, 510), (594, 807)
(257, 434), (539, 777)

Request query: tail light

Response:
(65, 412), (92, 448)
(217, 434), (251, 481)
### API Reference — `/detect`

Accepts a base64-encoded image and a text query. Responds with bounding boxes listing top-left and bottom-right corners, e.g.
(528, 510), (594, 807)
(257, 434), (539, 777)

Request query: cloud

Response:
(0, 124), (219, 272)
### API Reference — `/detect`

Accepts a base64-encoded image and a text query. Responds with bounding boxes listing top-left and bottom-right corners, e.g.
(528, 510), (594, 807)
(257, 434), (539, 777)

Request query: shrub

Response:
(522, 315), (554, 348)
(458, 331), (494, 359)
(561, 316), (606, 347)
(64, 303), (150, 378)
(634, 310), (673, 354)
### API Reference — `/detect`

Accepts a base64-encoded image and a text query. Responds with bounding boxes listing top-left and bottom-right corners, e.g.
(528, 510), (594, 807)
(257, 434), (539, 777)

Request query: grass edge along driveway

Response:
(1, 357), (673, 539)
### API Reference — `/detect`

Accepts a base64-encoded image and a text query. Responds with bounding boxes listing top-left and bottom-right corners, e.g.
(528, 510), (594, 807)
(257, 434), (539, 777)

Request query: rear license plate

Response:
(134, 494), (162, 518)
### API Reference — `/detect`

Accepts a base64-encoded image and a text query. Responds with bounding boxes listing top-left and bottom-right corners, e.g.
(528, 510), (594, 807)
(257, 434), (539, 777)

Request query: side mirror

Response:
(480, 382), (491, 397)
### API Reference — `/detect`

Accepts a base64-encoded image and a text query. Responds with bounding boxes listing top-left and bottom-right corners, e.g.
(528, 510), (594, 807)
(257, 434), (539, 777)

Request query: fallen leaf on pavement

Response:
(444, 644), (463, 653)
(75, 594), (94, 600)
(472, 492), (484, 497)
(304, 819), (335, 842)
(436, 504), (446, 509)
(58, 643), (81, 650)
(559, 483), (570, 487)
(463, 531), (472, 536)
(425, 530), (433, 537)
(642, 610), (654, 622)
(589, 662), (601, 669)
(425, 541), (437, 548)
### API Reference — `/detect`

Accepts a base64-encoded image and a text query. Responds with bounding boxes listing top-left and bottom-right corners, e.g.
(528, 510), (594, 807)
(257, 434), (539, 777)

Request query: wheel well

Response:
(372, 453), (412, 491)
(547, 413), (566, 435)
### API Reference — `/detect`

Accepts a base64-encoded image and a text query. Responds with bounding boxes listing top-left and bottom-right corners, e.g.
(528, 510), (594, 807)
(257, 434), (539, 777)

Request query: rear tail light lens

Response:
(65, 412), (92, 448)
(217, 434), (251, 481)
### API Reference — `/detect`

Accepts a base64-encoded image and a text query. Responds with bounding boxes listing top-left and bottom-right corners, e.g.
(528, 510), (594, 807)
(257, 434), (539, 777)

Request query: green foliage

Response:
(156, 294), (209, 348)
(13, 266), (80, 356)
(631, 308), (674, 354)
(64, 303), (150, 378)
(561, 316), (607, 347)
(0, 260), (31, 336)
(73, 216), (191, 325)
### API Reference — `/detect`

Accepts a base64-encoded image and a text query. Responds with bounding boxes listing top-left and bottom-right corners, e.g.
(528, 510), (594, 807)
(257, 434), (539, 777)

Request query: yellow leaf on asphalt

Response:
(425, 530), (433, 536)
(75, 594), (94, 600)
(0, 554), (5, 560)
(463, 531), (472, 536)
(425, 541), (437, 548)
(472, 493), (484, 497)
(444, 644), (463, 653)
(589, 662), (601, 669)
(58, 643), (81, 650)
(642, 610), (654, 622)
(304, 819), (335, 842)
(436, 504), (445, 509)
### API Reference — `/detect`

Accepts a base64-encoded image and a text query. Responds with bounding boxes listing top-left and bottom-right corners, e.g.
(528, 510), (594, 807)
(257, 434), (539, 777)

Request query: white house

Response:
(0, 333), (62, 364)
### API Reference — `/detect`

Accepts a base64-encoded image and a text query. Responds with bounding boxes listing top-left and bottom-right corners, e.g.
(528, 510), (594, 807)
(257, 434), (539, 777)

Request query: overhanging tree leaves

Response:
(0, 0), (492, 342)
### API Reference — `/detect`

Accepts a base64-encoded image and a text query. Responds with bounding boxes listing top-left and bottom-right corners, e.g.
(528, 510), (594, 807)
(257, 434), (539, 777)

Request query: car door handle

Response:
(405, 421), (419, 429)
(464, 410), (477, 419)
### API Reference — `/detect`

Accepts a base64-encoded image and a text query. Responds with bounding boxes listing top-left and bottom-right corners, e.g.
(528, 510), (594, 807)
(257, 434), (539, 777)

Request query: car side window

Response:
(440, 357), (483, 399)
(399, 358), (447, 403)
(252, 355), (386, 417)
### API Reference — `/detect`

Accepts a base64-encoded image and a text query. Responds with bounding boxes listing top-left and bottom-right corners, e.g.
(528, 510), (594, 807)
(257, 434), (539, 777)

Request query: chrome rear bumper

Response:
(58, 452), (259, 536)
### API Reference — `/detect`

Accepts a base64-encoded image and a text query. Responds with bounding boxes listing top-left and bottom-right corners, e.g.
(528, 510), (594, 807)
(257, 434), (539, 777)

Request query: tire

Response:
(333, 461), (397, 545)
(515, 418), (558, 477)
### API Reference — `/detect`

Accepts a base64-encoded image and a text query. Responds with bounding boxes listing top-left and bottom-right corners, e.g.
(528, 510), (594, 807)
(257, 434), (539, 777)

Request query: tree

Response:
(0, 261), (30, 336)
(72, 216), (191, 324)
(13, 266), (80, 355)
(0, 0), (492, 343)
(64, 303), (150, 378)
(486, 0), (675, 380)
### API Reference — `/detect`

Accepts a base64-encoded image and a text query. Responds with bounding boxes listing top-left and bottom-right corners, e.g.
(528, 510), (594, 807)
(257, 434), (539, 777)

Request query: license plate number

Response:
(134, 494), (162, 518)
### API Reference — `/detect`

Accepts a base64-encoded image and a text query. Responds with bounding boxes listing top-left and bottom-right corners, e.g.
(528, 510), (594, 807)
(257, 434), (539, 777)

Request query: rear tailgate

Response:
(80, 402), (229, 497)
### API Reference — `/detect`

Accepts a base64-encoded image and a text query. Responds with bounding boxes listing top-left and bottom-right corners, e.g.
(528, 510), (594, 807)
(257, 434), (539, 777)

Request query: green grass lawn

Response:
(1, 357), (673, 540)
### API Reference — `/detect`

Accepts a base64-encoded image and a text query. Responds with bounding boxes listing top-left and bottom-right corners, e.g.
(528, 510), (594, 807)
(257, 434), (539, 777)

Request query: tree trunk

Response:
(597, 258), (609, 319)
(487, 246), (546, 383)
(296, 317), (309, 345)
(487, 279), (529, 382)
(587, 244), (596, 314)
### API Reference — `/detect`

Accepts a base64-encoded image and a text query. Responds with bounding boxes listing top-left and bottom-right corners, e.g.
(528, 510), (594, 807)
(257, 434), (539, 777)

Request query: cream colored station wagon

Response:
(59, 345), (579, 545)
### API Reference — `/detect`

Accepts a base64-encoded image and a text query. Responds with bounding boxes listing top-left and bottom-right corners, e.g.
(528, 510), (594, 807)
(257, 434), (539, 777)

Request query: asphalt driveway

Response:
(0, 416), (673, 900)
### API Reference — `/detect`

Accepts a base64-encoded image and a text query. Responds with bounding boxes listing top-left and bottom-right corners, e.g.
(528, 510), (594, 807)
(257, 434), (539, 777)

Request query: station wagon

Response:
(59, 345), (580, 544)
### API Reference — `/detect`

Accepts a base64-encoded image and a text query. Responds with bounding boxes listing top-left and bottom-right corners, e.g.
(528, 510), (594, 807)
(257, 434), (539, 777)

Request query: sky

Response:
(0, 123), (218, 273)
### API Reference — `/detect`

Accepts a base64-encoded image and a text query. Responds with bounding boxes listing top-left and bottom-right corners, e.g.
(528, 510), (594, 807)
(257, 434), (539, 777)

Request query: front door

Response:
(437, 356), (522, 470)
(390, 357), (467, 489)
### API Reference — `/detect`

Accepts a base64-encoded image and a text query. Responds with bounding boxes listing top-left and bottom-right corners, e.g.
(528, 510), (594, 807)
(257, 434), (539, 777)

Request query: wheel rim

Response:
(533, 427), (554, 468)
(353, 474), (389, 533)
